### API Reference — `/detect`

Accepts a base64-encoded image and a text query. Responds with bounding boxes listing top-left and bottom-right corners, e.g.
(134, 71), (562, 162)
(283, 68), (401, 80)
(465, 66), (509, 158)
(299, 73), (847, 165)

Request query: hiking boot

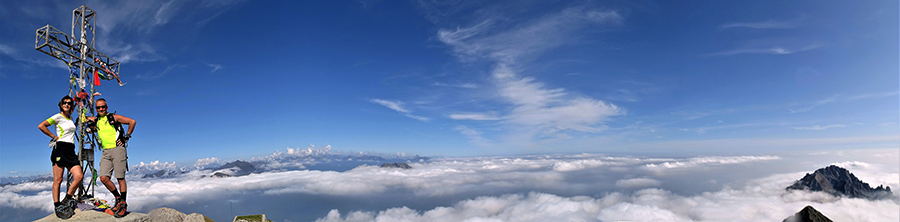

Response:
(62, 196), (79, 211)
(110, 197), (122, 212)
(55, 203), (74, 219)
(113, 201), (127, 218)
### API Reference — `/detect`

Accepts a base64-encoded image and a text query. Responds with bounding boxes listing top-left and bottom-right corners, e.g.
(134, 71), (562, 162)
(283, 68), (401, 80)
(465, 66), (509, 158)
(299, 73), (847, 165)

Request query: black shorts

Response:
(51, 142), (80, 168)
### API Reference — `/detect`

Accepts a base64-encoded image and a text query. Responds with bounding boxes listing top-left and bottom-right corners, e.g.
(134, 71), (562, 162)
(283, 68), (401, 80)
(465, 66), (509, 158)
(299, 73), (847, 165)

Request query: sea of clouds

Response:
(1, 147), (897, 222)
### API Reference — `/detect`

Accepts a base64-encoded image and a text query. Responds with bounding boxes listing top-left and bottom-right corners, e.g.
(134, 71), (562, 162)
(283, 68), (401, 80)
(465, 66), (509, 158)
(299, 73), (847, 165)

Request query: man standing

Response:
(89, 98), (135, 218)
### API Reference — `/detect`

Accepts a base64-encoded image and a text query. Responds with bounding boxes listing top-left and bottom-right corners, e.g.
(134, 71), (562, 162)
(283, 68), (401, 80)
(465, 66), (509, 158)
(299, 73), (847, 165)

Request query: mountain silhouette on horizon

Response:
(782, 205), (832, 222)
(786, 165), (893, 200)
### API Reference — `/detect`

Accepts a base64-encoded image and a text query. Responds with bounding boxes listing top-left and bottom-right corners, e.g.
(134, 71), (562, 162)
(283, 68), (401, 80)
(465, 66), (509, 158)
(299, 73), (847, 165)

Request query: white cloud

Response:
(371, 99), (430, 121)
(193, 157), (221, 169)
(831, 161), (872, 169)
(794, 124), (846, 130)
(80, 0), (245, 64)
(437, 7), (621, 63)
(0, 43), (67, 70)
(317, 183), (898, 222)
(130, 160), (180, 175)
(615, 178), (661, 188)
(136, 64), (185, 80)
(849, 91), (899, 100)
(449, 113), (500, 121)
(404, 114), (431, 121)
(788, 95), (839, 113)
(205, 63), (223, 73)
(707, 44), (823, 57)
(433, 82), (478, 89)
(642, 156), (781, 173)
(626, 136), (900, 152)
(722, 18), (803, 29)
(437, 7), (625, 145)
(455, 125), (491, 146)
(371, 99), (410, 113)
(550, 159), (612, 172)
(2, 149), (897, 221)
(0, 44), (16, 58)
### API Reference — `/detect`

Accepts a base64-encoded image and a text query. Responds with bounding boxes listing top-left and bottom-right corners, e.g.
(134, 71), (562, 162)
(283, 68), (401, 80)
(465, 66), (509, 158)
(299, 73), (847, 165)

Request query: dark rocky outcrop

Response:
(142, 170), (183, 179)
(380, 162), (412, 169)
(212, 160), (257, 177)
(212, 172), (232, 178)
(786, 165), (893, 200)
(782, 205), (832, 222)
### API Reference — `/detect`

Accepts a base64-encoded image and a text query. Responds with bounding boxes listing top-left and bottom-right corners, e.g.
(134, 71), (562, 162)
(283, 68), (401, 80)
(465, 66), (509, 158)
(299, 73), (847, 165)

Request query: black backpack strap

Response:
(106, 112), (117, 125)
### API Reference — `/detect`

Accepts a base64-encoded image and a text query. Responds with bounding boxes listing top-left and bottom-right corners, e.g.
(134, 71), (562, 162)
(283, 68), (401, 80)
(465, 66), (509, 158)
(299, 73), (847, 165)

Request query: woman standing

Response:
(38, 95), (84, 219)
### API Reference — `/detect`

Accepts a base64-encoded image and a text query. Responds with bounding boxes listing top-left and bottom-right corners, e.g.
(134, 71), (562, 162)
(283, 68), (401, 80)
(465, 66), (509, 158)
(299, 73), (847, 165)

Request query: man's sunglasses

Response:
(96, 105), (108, 109)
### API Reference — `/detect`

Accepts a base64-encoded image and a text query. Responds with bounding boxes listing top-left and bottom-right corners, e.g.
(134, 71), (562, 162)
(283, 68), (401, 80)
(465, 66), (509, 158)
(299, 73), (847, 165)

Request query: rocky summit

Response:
(786, 165), (893, 200)
(782, 205), (833, 222)
(34, 207), (212, 222)
(380, 162), (412, 169)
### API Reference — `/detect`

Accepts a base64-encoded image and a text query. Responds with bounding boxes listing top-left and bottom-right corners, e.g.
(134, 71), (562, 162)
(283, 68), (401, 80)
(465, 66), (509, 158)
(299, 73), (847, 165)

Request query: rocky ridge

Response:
(782, 205), (833, 222)
(380, 162), (412, 169)
(34, 207), (212, 222)
(786, 165), (893, 200)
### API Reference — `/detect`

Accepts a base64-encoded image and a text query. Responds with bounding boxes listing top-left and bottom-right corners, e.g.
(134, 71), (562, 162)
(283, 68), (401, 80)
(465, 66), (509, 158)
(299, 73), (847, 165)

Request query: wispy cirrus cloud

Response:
(789, 92), (897, 113)
(135, 64), (185, 80)
(83, 0), (245, 64)
(433, 82), (478, 88)
(0, 43), (67, 70)
(706, 44), (823, 57)
(454, 125), (491, 146)
(448, 113), (500, 121)
(205, 63), (223, 73)
(848, 91), (899, 100)
(437, 6), (625, 144)
(721, 17), (806, 29)
(370, 99), (430, 121)
(793, 124), (846, 130)
(371, 99), (409, 113)
(437, 7), (622, 64)
(0, 44), (15, 58)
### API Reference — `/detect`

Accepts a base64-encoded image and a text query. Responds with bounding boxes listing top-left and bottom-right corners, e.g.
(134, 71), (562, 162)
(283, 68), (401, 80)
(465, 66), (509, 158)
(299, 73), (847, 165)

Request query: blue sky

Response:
(1, 0), (897, 176)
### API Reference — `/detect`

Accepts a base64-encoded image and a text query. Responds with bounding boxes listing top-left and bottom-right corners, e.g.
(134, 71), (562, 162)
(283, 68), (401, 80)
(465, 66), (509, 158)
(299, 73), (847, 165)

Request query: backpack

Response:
(88, 112), (127, 147)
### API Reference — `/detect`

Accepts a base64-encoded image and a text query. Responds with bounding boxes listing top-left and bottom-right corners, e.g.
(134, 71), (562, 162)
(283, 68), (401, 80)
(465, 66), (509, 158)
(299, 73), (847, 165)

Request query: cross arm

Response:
(35, 25), (121, 78)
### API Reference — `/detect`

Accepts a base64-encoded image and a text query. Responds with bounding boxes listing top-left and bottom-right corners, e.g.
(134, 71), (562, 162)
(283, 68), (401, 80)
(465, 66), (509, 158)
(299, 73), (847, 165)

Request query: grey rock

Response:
(782, 205), (833, 222)
(212, 160), (257, 177)
(786, 165), (893, 200)
(142, 170), (184, 179)
(184, 213), (210, 222)
(148, 207), (186, 222)
(212, 172), (232, 178)
(380, 162), (412, 169)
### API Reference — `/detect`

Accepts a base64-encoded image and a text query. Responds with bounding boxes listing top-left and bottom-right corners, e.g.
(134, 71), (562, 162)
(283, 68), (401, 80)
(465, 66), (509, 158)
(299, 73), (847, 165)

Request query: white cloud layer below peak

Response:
(1, 149), (897, 222)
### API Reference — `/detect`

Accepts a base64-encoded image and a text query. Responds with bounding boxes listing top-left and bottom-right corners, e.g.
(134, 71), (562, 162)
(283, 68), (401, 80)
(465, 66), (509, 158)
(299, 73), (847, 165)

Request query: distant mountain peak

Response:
(786, 165), (893, 200)
(380, 162), (412, 169)
(782, 205), (833, 222)
(210, 160), (258, 177)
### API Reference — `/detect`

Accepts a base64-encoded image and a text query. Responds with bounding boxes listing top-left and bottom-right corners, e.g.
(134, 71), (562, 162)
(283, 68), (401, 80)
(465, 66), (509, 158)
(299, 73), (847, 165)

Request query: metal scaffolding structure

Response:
(34, 4), (122, 198)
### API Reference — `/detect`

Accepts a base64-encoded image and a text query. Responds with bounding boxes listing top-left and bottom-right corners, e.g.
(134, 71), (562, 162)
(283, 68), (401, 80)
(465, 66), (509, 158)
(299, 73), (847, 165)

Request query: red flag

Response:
(93, 68), (101, 86)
